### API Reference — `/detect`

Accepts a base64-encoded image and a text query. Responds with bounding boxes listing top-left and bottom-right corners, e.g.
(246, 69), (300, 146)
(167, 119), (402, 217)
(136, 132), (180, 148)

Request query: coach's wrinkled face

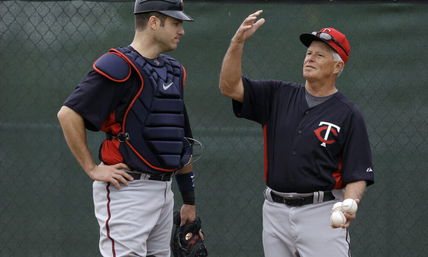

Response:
(302, 41), (343, 82)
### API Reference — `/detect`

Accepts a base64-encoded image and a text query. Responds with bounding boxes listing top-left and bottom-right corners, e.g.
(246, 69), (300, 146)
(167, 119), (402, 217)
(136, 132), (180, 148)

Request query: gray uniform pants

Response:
(262, 188), (350, 257)
(93, 179), (173, 257)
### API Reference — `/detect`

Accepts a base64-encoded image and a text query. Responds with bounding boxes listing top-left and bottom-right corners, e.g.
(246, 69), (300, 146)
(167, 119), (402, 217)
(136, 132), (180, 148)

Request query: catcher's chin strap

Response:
(172, 211), (208, 257)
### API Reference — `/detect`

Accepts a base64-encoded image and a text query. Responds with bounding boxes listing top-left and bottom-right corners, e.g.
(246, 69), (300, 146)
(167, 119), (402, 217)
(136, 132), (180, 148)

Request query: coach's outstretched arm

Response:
(219, 10), (265, 103)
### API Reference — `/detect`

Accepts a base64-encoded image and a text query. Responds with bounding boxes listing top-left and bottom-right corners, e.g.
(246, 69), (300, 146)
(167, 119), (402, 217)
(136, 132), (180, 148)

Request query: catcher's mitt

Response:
(171, 211), (208, 257)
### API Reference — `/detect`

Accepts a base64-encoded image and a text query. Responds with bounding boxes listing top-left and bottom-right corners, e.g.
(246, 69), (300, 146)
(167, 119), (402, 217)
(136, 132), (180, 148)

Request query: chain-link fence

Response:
(1, 1), (428, 256)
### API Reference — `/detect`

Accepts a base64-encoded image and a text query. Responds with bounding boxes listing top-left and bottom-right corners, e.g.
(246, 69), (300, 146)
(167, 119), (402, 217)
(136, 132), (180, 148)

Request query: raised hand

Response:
(232, 10), (265, 44)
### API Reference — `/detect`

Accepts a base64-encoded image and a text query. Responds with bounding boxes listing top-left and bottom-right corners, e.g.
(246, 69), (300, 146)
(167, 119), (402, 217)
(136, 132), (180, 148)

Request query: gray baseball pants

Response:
(262, 188), (350, 257)
(93, 179), (173, 257)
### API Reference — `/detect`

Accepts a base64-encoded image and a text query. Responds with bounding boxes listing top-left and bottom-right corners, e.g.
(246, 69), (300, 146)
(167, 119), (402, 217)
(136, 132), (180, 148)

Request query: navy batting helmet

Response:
(134, 0), (193, 21)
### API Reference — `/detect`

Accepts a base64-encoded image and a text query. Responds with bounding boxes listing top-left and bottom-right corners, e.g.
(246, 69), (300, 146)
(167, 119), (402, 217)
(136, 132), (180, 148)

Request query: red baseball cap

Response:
(300, 27), (350, 64)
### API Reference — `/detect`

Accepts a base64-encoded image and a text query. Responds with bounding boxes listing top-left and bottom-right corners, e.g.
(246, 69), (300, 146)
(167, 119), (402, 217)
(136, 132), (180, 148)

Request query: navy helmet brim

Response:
(159, 10), (193, 21)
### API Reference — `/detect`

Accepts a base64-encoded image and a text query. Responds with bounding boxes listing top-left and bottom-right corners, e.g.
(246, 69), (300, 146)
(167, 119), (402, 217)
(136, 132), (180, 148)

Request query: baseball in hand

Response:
(341, 199), (358, 214)
(330, 210), (346, 227)
(331, 202), (343, 212)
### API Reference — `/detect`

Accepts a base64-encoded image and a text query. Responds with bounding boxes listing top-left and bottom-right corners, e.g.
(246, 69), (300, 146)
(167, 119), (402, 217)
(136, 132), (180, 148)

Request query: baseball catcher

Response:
(171, 211), (208, 257)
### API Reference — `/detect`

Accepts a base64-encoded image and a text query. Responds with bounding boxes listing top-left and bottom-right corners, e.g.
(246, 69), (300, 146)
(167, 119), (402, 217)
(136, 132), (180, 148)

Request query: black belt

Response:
(270, 191), (335, 207)
(127, 171), (172, 181)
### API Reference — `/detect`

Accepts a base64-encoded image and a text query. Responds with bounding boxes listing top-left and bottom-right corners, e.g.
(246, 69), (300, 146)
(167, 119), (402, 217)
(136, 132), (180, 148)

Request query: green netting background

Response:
(1, 1), (428, 256)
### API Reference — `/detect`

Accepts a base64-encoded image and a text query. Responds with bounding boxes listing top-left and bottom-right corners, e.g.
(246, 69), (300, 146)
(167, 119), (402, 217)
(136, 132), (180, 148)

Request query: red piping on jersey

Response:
(333, 158), (344, 189)
(108, 48), (175, 172)
(105, 184), (116, 257)
(263, 125), (268, 182)
(93, 52), (131, 83)
(182, 66), (186, 88)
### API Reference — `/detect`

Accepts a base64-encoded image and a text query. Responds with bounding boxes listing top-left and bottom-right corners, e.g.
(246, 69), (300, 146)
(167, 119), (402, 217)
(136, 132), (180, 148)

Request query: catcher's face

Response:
(154, 16), (185, 52)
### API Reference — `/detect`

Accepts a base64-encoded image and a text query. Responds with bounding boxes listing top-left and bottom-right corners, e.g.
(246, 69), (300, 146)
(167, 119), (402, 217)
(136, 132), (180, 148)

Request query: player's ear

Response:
(333, 60), (344, 75)
(148, 15), (159, 30)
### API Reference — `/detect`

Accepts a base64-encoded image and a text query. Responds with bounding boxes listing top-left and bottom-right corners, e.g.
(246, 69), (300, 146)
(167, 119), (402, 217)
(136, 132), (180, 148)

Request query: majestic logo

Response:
(162, 82), (173, 90)
(314, 121), (341, 147)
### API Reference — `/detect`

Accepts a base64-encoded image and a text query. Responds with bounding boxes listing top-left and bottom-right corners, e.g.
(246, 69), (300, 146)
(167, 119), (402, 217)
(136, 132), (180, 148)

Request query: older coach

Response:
(219, 10), (374, 257)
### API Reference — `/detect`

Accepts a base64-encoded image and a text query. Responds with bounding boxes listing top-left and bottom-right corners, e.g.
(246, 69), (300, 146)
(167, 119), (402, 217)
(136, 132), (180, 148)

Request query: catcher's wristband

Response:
(175, 172), (195, 192)
(176, 172), (196, 205)
(180, 190), (195, 205)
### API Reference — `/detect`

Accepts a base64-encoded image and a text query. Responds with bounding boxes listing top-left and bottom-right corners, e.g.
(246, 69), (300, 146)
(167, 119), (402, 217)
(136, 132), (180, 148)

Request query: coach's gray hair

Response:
(332, 51), (344, 77)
